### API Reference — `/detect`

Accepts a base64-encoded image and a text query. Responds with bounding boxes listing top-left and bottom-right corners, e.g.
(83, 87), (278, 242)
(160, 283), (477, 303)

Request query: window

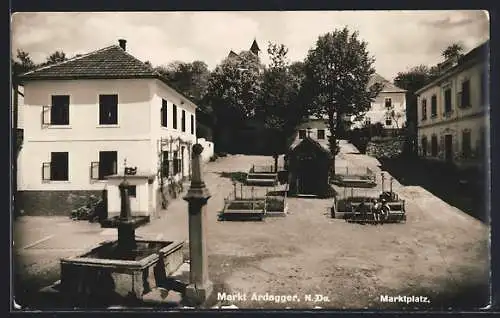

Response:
(98, 151), (117, 180)
(49, 152), (69, 181)
(462, 130), (472, 158)
(173, 151), (181, 175)
(431, 95), (437, 118)
(431, 135), (438, 157)
(181, 110), (186, 132)
(99, 95), (118, 125)
(480, 71), (487, 106)
(385, 117), (392, 126)
(161, 151), (170, 178)
(190, 114), (194, 135)
(461, 79), (471, 108)
(421, 99), (427, 121)
(317, 129), (325, 139)
(444, 88), (452, 114)
(126, 185), (137, 197)
(161, 99), (168, 127)
(385, 98), (392, 108)
(50, 95), (70, 125)
(172, 104), (178, 129)
(298, 129), (306, 139)
(181, 146), (185, 176)
(421, 137), (428, 156)
(365, 117), (371, 125)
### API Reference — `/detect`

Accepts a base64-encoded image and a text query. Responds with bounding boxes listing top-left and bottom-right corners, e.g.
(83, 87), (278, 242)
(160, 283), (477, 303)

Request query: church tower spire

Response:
(250, 39), (260, 56)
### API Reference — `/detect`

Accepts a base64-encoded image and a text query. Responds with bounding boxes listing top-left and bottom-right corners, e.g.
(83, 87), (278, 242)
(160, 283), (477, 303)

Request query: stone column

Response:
(183, 144), (212, 305)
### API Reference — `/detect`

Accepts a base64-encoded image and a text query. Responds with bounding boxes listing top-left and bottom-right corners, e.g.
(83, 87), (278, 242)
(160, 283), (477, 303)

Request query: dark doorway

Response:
(445, 135), (453, 162)
(297, 158), (318, 195)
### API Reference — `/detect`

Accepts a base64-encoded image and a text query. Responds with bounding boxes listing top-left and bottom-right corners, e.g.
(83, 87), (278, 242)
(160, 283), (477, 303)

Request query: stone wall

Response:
(17, 190), (105, 216)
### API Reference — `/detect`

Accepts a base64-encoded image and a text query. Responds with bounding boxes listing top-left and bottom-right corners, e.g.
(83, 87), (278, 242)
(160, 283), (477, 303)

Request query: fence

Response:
(225, 184), (282, 202)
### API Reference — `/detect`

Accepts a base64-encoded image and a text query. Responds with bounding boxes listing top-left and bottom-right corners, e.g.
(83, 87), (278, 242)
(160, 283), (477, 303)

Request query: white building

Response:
(351, 73), (407, 130)
(415, 41), (489, 169)
(17, 39), (198, 216)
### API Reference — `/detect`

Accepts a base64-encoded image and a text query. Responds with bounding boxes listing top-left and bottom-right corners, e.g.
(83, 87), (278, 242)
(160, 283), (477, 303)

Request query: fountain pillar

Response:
(183, 144), (212, 305)
(117, 179), (136, 250)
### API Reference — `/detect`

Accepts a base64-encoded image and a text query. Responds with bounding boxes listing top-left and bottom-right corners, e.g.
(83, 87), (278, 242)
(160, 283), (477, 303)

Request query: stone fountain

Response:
(58, 160), (185, 307)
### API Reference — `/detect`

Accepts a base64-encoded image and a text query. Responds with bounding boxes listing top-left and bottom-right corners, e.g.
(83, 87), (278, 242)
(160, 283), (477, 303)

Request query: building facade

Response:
(351, 73), (407, 131)
(415, 41), (489, 169)
(17, 40), (198, 215)
(289, 118), (331, 152)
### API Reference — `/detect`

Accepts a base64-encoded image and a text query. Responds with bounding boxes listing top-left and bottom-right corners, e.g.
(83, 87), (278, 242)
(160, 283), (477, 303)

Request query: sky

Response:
(11, 11), (489, 81)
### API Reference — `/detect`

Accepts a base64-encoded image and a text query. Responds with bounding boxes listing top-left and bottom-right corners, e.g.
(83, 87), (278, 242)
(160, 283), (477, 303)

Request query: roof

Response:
(228, 50), (239, 58)
(18, 44), (198, 108)
(296, 118), (329, 130)
(369, 73), (406, 93)
(289, 136), (331, 158)
(20, 45), (156, 80)
(415, 40), (489, 95)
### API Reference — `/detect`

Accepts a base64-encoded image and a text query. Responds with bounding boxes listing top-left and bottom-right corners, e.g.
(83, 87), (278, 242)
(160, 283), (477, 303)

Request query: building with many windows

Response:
(415, 40), (489, 169)
(17, 39), (198, 215)
(350, 73), (407, 131)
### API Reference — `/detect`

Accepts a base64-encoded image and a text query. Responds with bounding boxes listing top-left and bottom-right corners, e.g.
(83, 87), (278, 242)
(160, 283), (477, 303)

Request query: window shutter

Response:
(90, 161), (100, 180)
(42, 162), (51, 181)
(42, 106), (51, 126)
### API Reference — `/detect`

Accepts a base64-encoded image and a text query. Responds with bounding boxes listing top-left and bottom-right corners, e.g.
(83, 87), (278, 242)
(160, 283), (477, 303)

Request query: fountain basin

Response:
(60, 240), (184, 306)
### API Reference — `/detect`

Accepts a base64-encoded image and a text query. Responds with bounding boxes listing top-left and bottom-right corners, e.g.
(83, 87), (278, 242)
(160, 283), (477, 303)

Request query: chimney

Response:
(118, 39), (127, 51)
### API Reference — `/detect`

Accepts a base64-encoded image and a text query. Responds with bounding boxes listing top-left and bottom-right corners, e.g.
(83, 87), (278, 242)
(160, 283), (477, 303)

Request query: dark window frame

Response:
(431, 135), (438, 157)
(317, 129), (325, 139)
(161, 99), (168, 127)
(98, 151), (117, 180)
(431, 95), (437, 118)
(190, 114), (194, 135)
(298, 130), (306, 139)
(50, 152), (69, 181)
(99, 94), (118, 125)
(480, 71), (487, 106)
(444, 88), (452, 114)
(50, 95), (70, 125)
(422, 99), (427, 121)
(172, 104), (178, 129)
(462, 130), (472, 159)
(385, 97), (392, 109)
(181, 110), (186, 132)
(161, 151), (170, 178)
(461, 79), (471, 108)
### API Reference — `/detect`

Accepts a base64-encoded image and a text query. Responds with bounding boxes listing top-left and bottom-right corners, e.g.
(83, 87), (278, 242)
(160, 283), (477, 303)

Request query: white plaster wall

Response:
(416, 61), (488, 166)
(150, 80), (197, 181)
(22, 79), (152, 141)
(18, 140), (153, 191)
(417, 62), (487, 125)
(352, 91), (407, 129)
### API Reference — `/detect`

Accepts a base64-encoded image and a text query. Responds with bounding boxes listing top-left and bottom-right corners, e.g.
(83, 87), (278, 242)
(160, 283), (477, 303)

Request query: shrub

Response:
(70, 194), (103, 221)
(266, 198), (285, 212)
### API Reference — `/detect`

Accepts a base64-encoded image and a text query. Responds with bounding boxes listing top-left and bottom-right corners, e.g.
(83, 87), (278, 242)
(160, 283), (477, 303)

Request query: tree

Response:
(303, 27), (383, 176)
(442, 42), (464, 60)
(153, 60), (210, 107)
(204, 51), (263, 152)
(41, 51), (68, 66)
(259, 42), (305, 170)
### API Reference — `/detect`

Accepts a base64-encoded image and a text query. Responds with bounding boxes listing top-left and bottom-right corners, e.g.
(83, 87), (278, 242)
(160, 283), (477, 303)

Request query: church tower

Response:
(250, 39), (261, 56)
